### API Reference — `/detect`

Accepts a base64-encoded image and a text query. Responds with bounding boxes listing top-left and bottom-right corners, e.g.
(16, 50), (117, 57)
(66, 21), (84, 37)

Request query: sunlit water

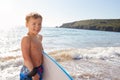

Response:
(0, 27), (120, 80)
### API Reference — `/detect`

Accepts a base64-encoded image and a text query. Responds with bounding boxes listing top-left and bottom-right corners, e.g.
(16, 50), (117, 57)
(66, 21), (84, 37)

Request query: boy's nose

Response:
(36, 25), (41, 29)
(36, 25), (40, 28)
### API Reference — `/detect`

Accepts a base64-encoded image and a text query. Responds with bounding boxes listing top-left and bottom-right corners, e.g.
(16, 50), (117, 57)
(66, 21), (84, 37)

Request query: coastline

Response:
(59, 19), (120, 32)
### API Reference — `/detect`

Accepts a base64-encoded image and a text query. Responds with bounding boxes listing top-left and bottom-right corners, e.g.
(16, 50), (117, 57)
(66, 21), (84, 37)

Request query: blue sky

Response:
(0, 0), (120, 28)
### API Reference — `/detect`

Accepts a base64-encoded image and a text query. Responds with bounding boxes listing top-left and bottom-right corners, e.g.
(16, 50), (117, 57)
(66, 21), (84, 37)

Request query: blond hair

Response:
(25, 12), (42, 23)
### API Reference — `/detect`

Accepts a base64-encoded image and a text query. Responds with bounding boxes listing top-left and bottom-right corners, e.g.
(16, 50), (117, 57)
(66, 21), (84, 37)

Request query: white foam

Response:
(0, 58), (23, 80)
(0, 50), (21, 58)
(70, 47), (120, 60)
(0, 47), (120, 80)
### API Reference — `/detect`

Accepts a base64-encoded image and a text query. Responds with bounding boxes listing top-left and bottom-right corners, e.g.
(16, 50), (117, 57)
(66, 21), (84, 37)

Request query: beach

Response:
(0, 47), (120, 80)
(0, 27), (120, 80)
(49, 47), (120, 80)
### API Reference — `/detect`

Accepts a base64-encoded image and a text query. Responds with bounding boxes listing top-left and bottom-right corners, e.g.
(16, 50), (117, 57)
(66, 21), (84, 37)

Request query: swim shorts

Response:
(20, 65), (43, 80)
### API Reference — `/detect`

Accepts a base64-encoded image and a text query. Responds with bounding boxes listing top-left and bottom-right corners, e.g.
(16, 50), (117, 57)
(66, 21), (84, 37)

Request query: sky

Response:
(0, 0), (120, 29)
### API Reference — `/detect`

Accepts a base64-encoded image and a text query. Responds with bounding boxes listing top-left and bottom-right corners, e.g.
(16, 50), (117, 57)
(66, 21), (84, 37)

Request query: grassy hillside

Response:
(60, 19), (120, 32)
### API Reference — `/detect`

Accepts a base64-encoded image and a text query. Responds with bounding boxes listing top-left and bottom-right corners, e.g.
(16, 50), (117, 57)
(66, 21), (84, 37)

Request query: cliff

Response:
(60, 19), (120, 32)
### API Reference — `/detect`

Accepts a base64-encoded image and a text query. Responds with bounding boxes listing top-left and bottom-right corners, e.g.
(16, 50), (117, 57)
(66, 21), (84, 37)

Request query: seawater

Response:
(0, 26), (120, 57)
(0, 26), (120, 80)
(41, 27), (120, 49)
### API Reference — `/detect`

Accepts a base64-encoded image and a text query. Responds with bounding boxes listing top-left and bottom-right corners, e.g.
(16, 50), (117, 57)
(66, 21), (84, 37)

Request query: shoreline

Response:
(59, 19), (120, 32)
(0, 47), (120, 80)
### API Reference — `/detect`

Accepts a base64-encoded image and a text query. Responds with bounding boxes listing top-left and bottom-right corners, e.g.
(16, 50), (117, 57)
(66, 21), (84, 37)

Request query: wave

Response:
(47, 47), (120, 80)
(49, 47), (120, 61)
(0, 47), (120, 80)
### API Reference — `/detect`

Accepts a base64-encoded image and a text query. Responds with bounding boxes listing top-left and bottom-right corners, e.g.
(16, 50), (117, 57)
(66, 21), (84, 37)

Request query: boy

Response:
(20, 12), (44, 80)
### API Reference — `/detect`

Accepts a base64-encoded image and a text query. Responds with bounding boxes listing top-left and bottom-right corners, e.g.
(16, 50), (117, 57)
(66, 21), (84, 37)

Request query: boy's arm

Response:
(41, 35), (44, 51)
(21, 36), (33, 71)
(38, 34), (44, 50)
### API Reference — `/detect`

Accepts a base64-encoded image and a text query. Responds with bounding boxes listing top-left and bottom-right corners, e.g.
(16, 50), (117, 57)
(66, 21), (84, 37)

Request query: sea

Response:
(0, 26), (120, 80)
(0, 26), (120, 55)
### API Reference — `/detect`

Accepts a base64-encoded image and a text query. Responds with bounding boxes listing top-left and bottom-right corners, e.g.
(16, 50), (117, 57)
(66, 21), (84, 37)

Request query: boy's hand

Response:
(32, 74), (40, 80)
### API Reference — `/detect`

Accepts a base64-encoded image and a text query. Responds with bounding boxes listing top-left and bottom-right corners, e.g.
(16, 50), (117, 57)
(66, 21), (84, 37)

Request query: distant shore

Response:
(59, 19), (120, 32)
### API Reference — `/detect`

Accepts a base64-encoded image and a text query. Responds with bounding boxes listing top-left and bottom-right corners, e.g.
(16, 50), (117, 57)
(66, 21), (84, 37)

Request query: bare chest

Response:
(30, 38), (43, 65)
(30, 38), (42, 53)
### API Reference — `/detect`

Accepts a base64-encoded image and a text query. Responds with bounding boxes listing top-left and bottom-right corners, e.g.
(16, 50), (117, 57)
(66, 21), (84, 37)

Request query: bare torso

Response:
(24, 35), (43, 67)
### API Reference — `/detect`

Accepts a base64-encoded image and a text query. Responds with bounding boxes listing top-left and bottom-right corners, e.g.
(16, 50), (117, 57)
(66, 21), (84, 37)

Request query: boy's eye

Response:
(31, 22), (41, 26)
(32, 23), (36, 26)
(38, 23), (41, 26)
(32, 23), (37, 26)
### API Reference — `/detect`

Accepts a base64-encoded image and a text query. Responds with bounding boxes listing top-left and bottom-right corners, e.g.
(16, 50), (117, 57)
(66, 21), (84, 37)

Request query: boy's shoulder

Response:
(38, 34), (43, 40)
(38, 34), (42, 38)
(38, 34), (43, 41)
(21, 35), (31, 42)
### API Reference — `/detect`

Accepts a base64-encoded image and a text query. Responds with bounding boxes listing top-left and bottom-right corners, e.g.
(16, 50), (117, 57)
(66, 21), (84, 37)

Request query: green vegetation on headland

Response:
(59, 19), (120, 32)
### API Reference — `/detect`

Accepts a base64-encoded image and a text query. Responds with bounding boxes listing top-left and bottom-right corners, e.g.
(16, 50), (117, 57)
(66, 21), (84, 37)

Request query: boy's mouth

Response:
(34, 30), (40, 34)
(33, 29), (40, 32)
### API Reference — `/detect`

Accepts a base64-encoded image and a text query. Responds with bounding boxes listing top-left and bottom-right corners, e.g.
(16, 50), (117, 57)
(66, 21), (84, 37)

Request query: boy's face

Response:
(26, 17), (42, 35)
